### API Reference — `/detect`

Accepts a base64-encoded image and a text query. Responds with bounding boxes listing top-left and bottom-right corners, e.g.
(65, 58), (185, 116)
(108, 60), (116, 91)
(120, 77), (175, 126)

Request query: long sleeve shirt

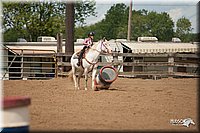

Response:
(83, 38), (93, 46)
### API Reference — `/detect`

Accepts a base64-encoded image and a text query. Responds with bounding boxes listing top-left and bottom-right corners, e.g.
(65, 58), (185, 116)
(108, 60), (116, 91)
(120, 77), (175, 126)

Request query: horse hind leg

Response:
(77, 70), (83, 90)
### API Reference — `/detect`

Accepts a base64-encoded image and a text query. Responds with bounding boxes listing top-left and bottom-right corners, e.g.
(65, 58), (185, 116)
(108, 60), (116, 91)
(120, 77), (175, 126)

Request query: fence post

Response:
(168, 53), (174, 75)
(57, 33), (63, 76)
(132, 57), (135, 73)
(54, 54), (58, 78)
(57, 33), (63, 54)
(21, 49), (24, 79)
(113, 49), (118, 70)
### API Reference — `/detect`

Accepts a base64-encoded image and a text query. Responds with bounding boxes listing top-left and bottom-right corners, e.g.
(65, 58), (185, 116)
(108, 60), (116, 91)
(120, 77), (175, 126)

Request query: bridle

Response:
(100, 41), (110, 54)
(91, 40), (110, 54)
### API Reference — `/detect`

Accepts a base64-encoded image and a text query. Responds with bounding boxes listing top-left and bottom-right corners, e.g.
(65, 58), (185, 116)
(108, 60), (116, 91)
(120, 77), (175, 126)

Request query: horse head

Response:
(99, 38), (112, 54)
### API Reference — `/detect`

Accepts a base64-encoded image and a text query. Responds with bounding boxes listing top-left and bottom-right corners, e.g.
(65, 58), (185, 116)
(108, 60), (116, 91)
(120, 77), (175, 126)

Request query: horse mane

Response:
(91, 40), (102, 49)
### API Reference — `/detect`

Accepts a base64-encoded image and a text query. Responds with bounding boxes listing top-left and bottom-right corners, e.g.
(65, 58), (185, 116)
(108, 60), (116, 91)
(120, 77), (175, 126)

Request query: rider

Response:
(77, 31), (95, 66)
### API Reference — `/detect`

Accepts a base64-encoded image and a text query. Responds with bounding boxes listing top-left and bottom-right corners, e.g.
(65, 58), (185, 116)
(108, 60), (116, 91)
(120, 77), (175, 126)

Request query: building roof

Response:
(3, 41), (199, 54)
(3, 42), (83, 54)
(5, 45), (82, 54)
(118, 41), (198, 54)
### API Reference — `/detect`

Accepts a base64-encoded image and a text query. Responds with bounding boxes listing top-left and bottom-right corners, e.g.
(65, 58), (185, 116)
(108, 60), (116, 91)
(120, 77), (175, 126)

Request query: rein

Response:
(90, 41), (110, 54)
(84, 56), (99, 65)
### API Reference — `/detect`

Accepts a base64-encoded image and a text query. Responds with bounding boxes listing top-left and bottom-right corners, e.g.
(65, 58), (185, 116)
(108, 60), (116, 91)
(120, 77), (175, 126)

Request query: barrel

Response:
(95, 66), (118, 89)
(2, 96), (31, 133)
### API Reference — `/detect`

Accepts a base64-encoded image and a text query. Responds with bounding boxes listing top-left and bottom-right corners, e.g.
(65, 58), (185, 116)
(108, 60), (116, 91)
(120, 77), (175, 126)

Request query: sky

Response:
(85, 0), (199, 33)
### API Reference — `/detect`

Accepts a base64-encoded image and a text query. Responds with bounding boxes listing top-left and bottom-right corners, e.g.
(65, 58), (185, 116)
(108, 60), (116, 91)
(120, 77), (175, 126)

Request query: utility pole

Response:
(65, 2), (75, 71)
(127, 0), (132, 41)
(65, 2), (75, 57)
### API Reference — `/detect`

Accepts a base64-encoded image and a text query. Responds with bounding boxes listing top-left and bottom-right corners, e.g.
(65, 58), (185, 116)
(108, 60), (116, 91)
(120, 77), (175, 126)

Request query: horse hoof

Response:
(93, 88), (98, 91)
(75, 87), (79, 90)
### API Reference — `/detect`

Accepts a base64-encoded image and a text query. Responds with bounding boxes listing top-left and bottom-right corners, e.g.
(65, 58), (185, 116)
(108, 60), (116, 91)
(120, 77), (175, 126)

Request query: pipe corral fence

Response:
(1, 43), (199, 80)
(1, 45), (57, 80)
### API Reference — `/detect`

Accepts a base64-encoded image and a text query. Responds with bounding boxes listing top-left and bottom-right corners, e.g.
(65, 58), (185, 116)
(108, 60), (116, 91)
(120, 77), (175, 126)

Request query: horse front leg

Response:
(92, 67), (97, 91)
(84, 68), (88, 90)
(72, 67), (78, 90)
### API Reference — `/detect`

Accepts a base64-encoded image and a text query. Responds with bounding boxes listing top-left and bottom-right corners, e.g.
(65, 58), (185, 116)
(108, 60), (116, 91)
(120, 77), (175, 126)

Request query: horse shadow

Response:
(100, 87), (126, 91)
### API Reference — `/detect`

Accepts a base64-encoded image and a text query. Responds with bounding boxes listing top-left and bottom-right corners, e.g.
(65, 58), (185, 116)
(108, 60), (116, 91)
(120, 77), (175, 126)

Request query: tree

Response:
(100, 3), (128, 40)
(131, 10), (174, 41)
(176, 17), (193, 42)
(3, 29), (20, 42)
(76, 4), (180, 42)
(75, 3), (129, 41)
(75, 0), (96, 27)
(149, 12), (174, 41)
(3, 1), (96, 42)
(131, 9), (150, 40)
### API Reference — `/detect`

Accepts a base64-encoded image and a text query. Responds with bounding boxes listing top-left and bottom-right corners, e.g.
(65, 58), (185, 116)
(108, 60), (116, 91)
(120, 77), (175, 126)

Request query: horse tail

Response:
(68, 70), (74, 82)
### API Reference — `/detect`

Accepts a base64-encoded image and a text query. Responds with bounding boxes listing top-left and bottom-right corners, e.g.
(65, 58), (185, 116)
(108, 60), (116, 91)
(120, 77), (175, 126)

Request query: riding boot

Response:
(77, 46), (88, 66)
(77, 49), (85, 66)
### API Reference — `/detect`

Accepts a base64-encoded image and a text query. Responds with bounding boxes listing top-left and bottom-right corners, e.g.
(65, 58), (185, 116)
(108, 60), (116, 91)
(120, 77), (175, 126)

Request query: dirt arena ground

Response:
(3, 77), (199, 132)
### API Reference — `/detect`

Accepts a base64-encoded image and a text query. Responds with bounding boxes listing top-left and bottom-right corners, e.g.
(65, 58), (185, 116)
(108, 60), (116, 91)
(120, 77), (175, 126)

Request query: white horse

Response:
(69, 39), (112, 90)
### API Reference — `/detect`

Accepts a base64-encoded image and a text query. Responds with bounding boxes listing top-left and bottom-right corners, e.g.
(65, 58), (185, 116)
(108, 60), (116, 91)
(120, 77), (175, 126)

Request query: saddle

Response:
(74, 48), (90, 68)
(74, 51), (81, 58)
(74, 47), (89, 59)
